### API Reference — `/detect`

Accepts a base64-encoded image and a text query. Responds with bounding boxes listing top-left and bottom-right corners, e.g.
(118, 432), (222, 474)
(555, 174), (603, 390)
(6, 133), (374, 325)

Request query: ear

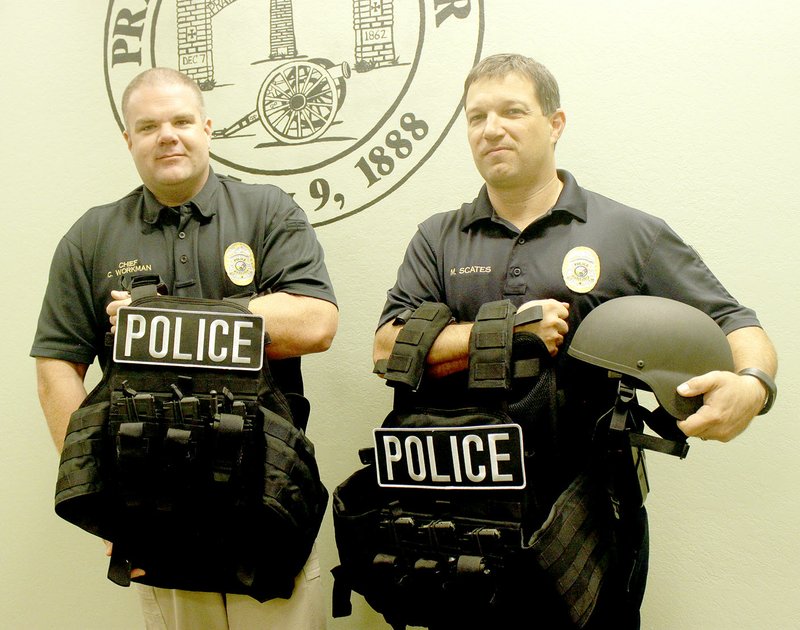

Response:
(549, 109), (566, 144)
(123, 129), (132, 151)
(204, 117), (213, 143)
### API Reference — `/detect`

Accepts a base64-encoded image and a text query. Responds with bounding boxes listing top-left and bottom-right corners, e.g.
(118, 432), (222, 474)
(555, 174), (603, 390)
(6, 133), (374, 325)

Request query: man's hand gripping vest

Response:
(331, 301), (618, 629)
(54, 280), (328, 602)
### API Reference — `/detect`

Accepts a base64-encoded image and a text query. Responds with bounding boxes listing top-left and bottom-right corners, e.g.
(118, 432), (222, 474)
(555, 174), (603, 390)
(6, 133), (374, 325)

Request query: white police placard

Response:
(374, 424), (526, 490)
(113, 306), (265, 371)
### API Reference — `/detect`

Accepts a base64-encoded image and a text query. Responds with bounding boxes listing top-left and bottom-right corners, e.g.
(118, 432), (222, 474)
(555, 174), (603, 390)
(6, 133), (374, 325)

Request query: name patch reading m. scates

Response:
(113, 306), (265, 371)
(374, 424), (526, 490)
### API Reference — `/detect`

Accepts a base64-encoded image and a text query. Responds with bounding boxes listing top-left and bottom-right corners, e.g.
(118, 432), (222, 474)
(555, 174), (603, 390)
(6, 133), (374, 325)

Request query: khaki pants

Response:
(137, 546), (325, 630)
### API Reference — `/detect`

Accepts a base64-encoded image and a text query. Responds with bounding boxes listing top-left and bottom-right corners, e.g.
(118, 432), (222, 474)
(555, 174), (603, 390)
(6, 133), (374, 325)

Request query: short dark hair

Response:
(121, 67), (206, 129)
(464, 53), (561, 115)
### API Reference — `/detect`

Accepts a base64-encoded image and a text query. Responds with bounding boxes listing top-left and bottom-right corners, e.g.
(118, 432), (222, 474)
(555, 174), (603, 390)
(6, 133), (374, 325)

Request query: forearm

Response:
(727, 326), (777, 377)
(373, 299), (569, 378)
(728, 325), (778, 417)
(36, 358), (89, 452)
(374, 320), (473, 378)
(249, 292), (338, 359)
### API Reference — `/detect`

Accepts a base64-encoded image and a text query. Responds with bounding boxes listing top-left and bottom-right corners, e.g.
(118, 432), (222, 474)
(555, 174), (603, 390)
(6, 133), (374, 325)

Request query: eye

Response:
(468, 112), (486, 125)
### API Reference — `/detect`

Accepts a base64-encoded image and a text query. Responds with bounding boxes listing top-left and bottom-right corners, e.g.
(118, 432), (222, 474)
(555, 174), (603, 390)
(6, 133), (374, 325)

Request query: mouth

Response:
(484, 146), (511, 157)
(157, 153), (185, 161)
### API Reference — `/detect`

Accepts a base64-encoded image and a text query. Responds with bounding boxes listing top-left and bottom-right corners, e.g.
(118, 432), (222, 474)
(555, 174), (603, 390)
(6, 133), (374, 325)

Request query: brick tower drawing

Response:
(177, 0), (216, 88)
(353, 0), (396, 72)
(270, 0), (298, 59)
(177, 0), (300, 90)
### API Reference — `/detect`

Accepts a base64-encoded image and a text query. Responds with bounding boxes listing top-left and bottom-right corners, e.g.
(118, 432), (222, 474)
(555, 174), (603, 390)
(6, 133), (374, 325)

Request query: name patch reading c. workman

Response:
(374, 424), (526, 490)
(113, 306), (265, 371)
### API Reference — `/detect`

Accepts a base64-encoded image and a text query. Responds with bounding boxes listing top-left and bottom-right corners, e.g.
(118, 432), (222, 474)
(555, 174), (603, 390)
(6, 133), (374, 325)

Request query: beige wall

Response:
(2, 1), (798, 628)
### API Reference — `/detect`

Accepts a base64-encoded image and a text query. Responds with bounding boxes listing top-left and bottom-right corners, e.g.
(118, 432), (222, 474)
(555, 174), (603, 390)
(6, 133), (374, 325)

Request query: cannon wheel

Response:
(257, 60), (339, 144)
(307, 58), (349, 107)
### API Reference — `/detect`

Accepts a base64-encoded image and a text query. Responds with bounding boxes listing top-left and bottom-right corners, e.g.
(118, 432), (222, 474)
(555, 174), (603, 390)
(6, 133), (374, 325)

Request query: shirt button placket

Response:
(173, 206), (195, 292)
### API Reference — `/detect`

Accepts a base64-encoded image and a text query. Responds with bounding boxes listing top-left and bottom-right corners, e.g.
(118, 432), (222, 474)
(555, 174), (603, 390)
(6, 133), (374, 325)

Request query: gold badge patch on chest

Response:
(562, 246), (600, 294)
(224, 242), (256, 287)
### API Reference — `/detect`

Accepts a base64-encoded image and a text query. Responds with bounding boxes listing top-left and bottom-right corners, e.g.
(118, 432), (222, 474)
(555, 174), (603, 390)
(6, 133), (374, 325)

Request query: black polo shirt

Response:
(379, 169), (762, 453)
(32, 170), (336, 390)
(380, 169), (760, 338)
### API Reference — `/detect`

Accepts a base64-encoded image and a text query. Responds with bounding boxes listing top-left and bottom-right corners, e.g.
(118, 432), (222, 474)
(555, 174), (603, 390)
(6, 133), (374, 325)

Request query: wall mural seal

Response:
(104, 0), (484, 226)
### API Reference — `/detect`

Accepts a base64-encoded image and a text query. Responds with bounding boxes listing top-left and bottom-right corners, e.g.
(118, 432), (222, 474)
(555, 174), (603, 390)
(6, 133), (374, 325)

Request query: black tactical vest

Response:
(331, 301), (622, 629)
(54, 286), (328, 602)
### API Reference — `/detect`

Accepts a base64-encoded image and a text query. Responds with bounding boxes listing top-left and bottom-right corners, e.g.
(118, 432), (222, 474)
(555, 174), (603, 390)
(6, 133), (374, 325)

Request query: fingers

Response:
(675, 371), (760, 443)
(515, 300), (570, 357)
(103, 540), (145, 578)
(106, 291), (131, 316)
(107, 290), (132, 333)
(677, 370), (721, 399)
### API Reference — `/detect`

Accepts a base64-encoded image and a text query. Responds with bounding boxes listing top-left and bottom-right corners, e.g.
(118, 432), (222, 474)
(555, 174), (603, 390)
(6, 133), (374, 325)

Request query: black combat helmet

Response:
(568, 295), (734, 420)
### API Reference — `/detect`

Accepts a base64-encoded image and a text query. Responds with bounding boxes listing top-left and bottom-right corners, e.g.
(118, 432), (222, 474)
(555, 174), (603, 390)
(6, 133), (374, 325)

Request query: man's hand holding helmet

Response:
(678, 364), (775, 443)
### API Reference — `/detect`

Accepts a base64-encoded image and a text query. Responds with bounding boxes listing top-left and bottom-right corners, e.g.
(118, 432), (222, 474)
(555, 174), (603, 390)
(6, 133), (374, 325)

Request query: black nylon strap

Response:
(629, 432), (690, 459)
(64, 402), (110, 433)
(55, 467), (104, 495)
(212, 413), (245, 483)
(384, 302), (453, 390)
(513, 304), (544, 327)
(59, 438), (105, 463)
(107, 543), (133, 587)
(468, 300), (516, 391)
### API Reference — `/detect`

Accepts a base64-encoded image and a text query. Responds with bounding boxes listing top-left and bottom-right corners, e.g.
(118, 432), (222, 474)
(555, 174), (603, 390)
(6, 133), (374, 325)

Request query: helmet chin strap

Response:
(610, 379), (690, 459)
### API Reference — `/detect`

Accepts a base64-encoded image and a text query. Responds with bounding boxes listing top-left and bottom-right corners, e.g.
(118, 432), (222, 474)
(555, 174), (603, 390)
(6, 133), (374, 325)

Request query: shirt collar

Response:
(142, 168), (220, 225)
(461, 169), (588, 231)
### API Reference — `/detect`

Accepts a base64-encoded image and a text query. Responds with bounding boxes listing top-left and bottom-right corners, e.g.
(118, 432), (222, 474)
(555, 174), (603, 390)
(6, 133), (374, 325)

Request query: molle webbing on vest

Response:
(384, 302), (452, 390)
(468, 300), (517, 390)
(54, 292), (328, 603)
(468, 301), (545, 390)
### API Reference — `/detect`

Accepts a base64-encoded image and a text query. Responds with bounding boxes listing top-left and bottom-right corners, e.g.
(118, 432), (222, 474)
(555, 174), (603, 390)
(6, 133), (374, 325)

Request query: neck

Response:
(487, 172), (563, 231)
(151, 168), (209, 207)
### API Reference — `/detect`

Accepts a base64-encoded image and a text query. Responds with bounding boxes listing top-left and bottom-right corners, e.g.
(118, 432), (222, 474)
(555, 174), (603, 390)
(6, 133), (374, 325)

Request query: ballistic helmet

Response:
(567, 296), (734, 420)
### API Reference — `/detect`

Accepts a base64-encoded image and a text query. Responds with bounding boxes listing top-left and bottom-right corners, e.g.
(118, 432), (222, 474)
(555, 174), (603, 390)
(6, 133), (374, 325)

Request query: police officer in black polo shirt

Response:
(32, 67), (338, 630)
(373, 53), (777, 628)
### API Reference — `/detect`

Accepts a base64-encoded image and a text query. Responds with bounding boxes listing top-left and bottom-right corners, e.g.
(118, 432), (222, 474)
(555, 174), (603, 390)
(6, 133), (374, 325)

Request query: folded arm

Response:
(248, 292), (338, 359)
(108, 289), (338, 361)
(373, 299), (569, 379)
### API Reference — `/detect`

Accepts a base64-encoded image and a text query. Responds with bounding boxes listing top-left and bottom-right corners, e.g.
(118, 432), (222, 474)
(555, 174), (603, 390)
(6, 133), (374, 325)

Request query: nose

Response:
(157, 123), (179, 144)
(482, 112), (503, 139)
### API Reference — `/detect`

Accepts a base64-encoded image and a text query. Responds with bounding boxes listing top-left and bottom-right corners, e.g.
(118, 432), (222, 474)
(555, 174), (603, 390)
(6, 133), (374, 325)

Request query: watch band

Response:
(738, 368), (777, 415)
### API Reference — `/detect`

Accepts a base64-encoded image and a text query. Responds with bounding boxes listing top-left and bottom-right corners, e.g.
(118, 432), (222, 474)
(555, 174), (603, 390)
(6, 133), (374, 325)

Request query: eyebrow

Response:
(133, 112), (198, 129)
(466, 96), (532, 112)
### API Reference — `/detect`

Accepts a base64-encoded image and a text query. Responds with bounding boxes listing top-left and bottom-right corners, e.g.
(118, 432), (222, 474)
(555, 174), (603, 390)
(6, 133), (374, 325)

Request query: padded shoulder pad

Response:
(469, 300), (517, 391)
(384, 302), (452, 390)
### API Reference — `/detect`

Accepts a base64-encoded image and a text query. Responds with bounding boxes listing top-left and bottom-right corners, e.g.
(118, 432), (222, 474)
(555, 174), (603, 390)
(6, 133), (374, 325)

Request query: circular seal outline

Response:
(103, 1), (485, 226)
(213, 0), (429, 177)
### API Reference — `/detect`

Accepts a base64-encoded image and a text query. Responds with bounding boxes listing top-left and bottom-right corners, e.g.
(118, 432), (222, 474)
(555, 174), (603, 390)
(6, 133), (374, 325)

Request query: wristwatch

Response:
(738, 368), (777, 415)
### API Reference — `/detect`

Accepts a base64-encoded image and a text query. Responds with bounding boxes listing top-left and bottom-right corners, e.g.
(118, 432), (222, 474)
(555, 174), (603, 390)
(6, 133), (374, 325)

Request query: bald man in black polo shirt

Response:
(373, 54), (777, 628)
(32, 67), (337, 630)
